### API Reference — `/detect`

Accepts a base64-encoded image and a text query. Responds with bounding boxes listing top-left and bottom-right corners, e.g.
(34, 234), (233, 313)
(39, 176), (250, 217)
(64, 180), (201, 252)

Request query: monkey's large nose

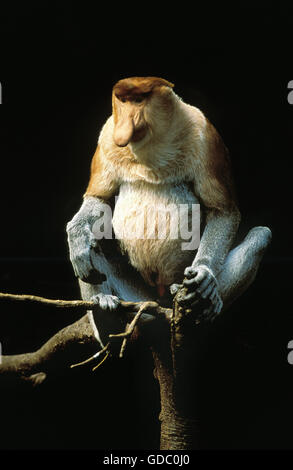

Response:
(114, 118), (134, 147)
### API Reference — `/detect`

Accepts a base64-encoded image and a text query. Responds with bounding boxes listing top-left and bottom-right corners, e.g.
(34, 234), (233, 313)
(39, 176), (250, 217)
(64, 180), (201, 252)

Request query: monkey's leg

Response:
(217, 226), (272, 310)
(79, 250), (157, 302)
(78, 251), (159, 347)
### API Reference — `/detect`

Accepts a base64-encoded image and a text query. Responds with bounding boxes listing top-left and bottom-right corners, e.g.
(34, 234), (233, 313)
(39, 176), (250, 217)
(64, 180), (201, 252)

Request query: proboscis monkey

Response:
(67, 77), (271, 343)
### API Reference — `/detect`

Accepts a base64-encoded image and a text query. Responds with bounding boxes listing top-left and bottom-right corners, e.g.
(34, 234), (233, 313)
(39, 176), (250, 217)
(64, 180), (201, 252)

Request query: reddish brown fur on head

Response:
(113, 76), (174, 102)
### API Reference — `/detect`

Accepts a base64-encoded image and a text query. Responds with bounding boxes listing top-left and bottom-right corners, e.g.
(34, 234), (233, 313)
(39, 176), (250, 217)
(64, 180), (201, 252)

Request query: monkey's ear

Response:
(113, 77), (174, 100)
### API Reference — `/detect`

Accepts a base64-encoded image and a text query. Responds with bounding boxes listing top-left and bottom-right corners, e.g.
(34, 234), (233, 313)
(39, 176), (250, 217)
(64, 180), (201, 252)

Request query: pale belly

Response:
(112, 181), (200, 287)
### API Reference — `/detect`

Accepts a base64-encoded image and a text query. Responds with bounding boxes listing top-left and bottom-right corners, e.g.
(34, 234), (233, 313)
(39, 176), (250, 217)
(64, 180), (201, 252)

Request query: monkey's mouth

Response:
(114, 120), (147, 147)
(131, 125), (148, 143)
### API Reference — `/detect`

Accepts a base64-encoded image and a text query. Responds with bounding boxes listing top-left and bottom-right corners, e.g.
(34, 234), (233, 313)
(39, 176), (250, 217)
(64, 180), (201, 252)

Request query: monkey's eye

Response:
(133, 92), (151, 103)
(133, 95), (145, 103)
(116, 92), (150, 103)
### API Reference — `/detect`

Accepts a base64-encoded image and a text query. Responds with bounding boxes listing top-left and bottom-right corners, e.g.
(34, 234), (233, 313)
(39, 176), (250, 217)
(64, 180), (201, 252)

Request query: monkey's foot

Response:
(171, 274), (223, 323)
(90, 293), (120, 311)
(182, 265), (223, 316)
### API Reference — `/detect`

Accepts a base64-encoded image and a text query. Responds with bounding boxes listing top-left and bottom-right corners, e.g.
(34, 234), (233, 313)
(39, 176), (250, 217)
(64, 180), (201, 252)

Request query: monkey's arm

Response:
(181, 208), (240, 317)
(192, 208), (240, 276)
(67, 145), (118, 285)
(178, 121), (241, 316)
(66, 196), (108, 283)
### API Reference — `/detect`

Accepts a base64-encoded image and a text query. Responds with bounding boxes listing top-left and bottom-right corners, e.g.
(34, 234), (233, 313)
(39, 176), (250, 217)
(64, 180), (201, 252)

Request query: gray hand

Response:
(66, 219), (104, 284)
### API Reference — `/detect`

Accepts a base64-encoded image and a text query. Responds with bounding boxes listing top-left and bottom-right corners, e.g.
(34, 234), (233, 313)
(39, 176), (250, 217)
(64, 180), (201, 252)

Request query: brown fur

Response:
(113, 76), (174, 102)
(85, 145), (119, 199)
(196, 120), (238, 212)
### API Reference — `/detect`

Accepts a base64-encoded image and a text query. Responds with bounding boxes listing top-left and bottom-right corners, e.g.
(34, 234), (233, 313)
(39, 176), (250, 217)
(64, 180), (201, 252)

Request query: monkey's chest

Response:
(112, 181), (200, 286)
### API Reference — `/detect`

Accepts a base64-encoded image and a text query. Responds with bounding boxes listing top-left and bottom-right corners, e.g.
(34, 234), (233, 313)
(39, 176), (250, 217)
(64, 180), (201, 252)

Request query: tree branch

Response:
(0, 292), (172, 320)
(0, 288), (206, 449)
(0, 292), (172, 385)
(152, 286), (202, 449)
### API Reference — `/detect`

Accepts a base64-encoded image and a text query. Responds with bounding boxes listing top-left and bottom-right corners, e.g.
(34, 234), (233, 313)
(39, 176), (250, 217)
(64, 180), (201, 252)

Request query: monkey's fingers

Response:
(71, 245), (91, 276)
(183, 277), (198, 289)
(184, 275), (215, 302)
(209, 288), (218, 302)
(195, 292), (222, 322)
(106, 296), (120, 311)
(195, 276), (213, 295)
(184, 266), (198, 279)
(204, 296), (223, 320)
(211, 289), (223, 310)
(170, 283), (183, 295)
(194, 269), (217, 291)
(207, 300), (223, 321)
(199, 282), (215, 299)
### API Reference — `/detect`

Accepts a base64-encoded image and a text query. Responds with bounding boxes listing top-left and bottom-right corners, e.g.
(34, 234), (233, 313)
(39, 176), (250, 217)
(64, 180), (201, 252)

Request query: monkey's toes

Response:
(170, 283), (183, 295)
(91, 293), (120, 311)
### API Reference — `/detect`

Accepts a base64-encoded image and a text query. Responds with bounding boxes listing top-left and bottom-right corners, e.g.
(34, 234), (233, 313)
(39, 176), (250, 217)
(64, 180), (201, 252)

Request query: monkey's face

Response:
(112, 77), (174, 148)
(113, 93), (149, 147)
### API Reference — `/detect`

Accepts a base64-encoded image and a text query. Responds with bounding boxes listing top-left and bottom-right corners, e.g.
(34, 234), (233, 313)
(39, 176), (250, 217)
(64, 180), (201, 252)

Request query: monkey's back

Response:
(112, 181), (200, 287)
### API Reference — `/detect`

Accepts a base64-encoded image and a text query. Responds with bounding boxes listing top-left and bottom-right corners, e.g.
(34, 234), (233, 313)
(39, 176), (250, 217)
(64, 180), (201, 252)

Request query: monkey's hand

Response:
(91, 293), (120, 311)
(66, 219), (102, 284)
(171, 265), (223, 321)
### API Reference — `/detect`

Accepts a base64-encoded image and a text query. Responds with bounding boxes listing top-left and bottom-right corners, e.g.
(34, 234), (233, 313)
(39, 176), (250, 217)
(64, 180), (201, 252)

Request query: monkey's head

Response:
(112, 77), (174, 148)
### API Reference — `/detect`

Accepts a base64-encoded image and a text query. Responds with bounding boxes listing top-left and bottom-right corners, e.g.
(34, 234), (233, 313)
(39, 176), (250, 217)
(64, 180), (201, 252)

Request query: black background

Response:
(0, 2), (292, 452)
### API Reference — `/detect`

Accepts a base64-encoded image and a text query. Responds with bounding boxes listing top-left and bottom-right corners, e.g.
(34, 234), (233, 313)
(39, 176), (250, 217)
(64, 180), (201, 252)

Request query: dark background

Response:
(0, 2), (292, 452)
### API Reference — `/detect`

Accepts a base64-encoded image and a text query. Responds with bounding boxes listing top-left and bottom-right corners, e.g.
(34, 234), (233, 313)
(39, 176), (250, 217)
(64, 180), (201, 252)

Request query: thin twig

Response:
(0, 292), (171, 319)
(70, 343), (110, 369)
(71, 302), (158, 368)
(0, 292), (132, 310)
(115, 301), (155, 358)
(92, 351), (110, 372)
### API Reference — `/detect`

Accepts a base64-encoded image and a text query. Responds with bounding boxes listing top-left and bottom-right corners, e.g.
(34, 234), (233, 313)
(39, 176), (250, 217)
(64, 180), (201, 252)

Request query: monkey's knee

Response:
(243, 226), (272, 255)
